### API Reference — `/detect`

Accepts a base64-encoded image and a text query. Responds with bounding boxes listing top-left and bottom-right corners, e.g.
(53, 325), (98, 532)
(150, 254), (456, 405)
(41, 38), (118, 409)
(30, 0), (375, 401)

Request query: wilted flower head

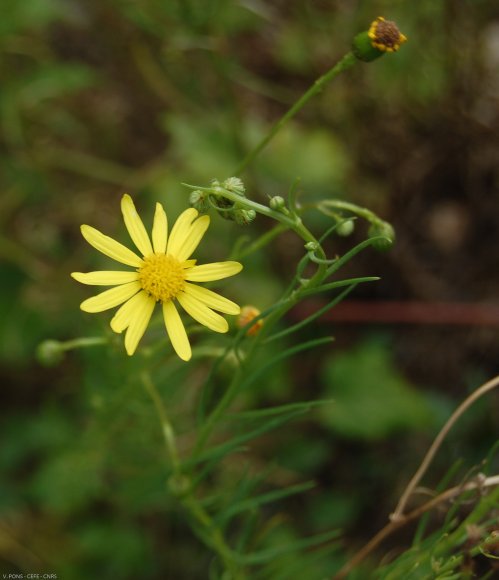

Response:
(368, 17), (407, 53)
(353, 16), (407, 62)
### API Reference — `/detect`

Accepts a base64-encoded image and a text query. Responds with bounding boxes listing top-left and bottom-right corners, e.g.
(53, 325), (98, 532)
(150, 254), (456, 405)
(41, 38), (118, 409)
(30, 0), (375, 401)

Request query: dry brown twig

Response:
(334, 375), (499, 579)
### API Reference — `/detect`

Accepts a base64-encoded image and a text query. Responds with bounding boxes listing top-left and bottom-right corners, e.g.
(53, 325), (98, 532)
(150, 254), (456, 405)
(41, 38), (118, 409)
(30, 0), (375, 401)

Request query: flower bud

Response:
(353, 17), (407, 62)
(233, 209), (256, 226)
(237, 306), (263, 336)
(223, 177), (246, 196)
(36, 340), (65, 367)
(269, 196), (286, 211)
(304, 241), (318, 252)
(368, 221), (395, 251)
(189, 190), (210, 213)
(336, 219), (355, 237)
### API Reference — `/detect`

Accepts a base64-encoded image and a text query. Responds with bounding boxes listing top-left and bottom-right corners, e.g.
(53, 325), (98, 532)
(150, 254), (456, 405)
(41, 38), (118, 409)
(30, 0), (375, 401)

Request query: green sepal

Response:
(352, 31), (384, 62)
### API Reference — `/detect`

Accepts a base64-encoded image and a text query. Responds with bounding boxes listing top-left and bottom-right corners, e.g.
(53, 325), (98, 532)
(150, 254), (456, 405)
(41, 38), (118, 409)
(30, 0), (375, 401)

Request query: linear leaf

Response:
(188, 409), (307, 469)
(265, 285), (356, 343)
(215, 481), (316, 526)
(235, 529), (341, 565)
(326, 236), (384, 277)
(300, 276), (379, 298)
(239, 336), (334, 391)
(229, 399), (334, 420)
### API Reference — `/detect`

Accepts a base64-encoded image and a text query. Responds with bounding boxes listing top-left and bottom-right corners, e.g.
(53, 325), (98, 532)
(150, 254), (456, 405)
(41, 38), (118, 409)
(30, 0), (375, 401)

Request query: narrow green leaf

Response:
(265, 285), (356, 343)
(235, 508), (260, 554)
(234, 529), (341, 565)
(229, 398), (334, 420)
(188, 409), (307, 469)
(215, 481), (316, 526)
(300, 276), (379, 298)
(413, 459), (464, 546)
(325, 236), (383, 277)
(239, 336), (334, 391)
(196, 297), (293, 422)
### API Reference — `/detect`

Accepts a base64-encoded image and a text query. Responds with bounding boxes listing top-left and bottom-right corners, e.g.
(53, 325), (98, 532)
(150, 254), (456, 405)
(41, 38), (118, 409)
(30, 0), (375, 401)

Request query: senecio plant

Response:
(39, 17), (499, 579)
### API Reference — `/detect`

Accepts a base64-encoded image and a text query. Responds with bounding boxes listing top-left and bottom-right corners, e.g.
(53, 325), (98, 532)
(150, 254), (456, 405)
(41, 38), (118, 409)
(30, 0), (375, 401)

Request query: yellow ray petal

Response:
(124, 292), (155, 355)
(166, 208), (198, 257)
(110, 290), (150, 333)
(152, 202), (168, 254)
(71, 271), (139, 286)
(175, 215), (210, 262)
(184, 261), (243, 282)
(80, 281), (141, 313)
(184, 283), (240, 315)
(81, 225), (143, 267)
(121, 194), (153, 257)
(163, 301), (192, 361)
(177, 292), (228, 333)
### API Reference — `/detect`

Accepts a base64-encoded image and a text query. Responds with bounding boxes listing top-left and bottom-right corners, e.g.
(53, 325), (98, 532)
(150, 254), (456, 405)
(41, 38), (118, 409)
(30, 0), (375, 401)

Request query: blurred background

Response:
(1, 0), (499, 578)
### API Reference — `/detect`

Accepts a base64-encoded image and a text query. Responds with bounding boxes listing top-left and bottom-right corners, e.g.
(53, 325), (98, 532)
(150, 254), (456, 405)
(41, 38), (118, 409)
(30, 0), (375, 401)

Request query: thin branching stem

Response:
(234, 52), (357, 175)
(141, 372), (242, 577)
(391, 374), (499, 521)
(141, 371), (181, 476)
(334, 475), (499, 579)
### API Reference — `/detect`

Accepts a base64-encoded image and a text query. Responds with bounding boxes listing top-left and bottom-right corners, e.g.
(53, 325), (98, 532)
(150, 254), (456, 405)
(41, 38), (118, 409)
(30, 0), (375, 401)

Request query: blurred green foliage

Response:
(320, 338), (432, 439)
(1, 0), (499, 578)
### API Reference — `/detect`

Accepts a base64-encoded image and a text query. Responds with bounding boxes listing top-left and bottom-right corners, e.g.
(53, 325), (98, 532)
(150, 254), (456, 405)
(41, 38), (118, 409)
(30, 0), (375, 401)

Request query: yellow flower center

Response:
(138, 254), (185, 303)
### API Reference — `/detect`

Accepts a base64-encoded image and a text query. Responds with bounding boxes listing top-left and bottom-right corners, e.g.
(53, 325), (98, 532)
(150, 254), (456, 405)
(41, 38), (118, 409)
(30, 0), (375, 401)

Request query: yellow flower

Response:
(71, 194), (242, 361)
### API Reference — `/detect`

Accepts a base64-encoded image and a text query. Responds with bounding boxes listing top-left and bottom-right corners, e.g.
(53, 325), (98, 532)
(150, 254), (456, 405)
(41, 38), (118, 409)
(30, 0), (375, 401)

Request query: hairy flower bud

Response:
(223, 177), (246, 196)
(189, 190), (210, 213)
(233, 209), (256, 226)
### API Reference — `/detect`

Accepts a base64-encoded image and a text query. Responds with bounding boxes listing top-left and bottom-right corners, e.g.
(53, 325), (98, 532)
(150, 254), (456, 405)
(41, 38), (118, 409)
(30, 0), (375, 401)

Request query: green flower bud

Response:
(223, 177), (246, 196)
(353, 17), (407, 62)
(233, 209), (256, 225)
(269, 196), (285, 210)
(368, 221), (395, 251)
(36, 340), (65, 367)
(305, 241), (318, 252)
(189, 190), (210, 213)
(336, 219), (355, 237)
(268, 196), (290, 216)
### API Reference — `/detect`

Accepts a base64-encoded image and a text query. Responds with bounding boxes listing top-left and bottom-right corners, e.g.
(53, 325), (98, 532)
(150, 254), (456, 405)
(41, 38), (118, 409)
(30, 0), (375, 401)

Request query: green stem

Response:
(194, 252), (328, 455)
(181, 495), (245, 579)
(141, 372), (181, 476)
(141, 372), (242, 577)
(318, 199), (382, 224)
(62, 336), (108, 350)
(187, 183), (328, 279)
(234, 51), (357, 175)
